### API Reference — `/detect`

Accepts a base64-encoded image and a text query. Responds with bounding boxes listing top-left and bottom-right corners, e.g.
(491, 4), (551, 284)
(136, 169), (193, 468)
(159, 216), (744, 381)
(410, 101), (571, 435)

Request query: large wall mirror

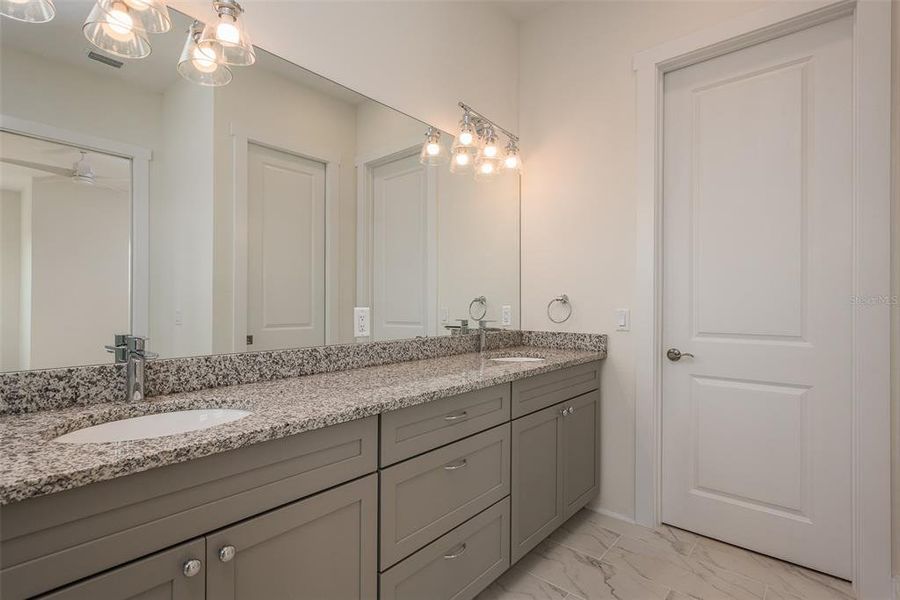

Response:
(0, 3), (520, 372)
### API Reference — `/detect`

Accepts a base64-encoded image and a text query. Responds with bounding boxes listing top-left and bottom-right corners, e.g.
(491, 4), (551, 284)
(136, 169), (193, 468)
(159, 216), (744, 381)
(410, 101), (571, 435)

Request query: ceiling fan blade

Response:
(0, 157), (73, 177)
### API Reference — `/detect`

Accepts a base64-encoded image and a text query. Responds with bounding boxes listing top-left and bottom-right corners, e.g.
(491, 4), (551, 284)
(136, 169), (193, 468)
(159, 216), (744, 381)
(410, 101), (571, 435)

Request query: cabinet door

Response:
(510, 402), (565, 563)
(38, 539), (205, 600)
(206, 474), (377, 600)
(562, 390), (601, 519)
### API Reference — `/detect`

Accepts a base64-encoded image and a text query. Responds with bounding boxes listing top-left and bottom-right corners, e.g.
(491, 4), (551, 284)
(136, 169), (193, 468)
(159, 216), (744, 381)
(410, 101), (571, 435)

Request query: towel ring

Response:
(547, 294), (572, 324)
(468, 296), (487, 320)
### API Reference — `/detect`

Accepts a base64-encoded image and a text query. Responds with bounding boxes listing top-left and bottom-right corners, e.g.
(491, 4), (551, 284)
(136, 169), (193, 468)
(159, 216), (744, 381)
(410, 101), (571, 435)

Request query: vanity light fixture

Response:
(419, 127), (445, 166)
(83, 1), (152, 59)
(0, 0), (55, 23)
(178, 20), (232, 87)
(454, 102), (521, 181)
(198, 0), (255, 67)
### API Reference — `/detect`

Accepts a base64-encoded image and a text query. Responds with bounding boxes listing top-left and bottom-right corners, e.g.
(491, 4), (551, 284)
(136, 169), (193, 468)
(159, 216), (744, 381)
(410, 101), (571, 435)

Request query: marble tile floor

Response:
(477, 509), (854, 600)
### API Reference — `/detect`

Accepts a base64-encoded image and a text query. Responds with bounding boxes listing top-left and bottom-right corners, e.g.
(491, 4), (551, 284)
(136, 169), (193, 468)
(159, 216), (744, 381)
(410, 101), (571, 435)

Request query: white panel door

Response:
(372, 153), (429, 340)
(661, 17), (853, 578)
(247, 143), (325, 350)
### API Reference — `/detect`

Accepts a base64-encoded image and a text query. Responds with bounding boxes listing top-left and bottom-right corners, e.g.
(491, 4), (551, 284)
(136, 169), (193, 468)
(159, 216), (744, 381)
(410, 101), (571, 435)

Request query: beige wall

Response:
(518, 0), (766, 518)
(891, 0), (899, 578)
(0, 190), (22, 371)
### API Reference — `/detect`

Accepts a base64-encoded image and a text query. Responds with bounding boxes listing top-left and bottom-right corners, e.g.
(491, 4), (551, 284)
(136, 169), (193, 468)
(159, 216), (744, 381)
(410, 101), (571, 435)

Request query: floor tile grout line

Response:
(520, 566), (586, 600)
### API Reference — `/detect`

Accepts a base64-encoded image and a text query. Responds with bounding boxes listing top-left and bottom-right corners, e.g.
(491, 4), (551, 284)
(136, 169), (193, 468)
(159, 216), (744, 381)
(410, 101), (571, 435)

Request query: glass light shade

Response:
(83, 2), (151, 59)
(480, 128), (500, 159)
(503, 144), (522, 173)
(178, 24), (233, 86)
(449, 147), (475, 174)
(452, 113), (478, 151)
(419, 128), (445, 166)
(1, 0), (54, 22)
(96, 0), (170, 33)
(197, 10), (255, 66)
(474, 155), (501, 181)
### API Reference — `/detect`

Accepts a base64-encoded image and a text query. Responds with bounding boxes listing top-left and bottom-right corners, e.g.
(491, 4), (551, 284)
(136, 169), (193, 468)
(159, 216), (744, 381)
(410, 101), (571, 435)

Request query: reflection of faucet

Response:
(477, 319), (501, 353)
(444, 319), (470, 336)
(105, 334), (158, 402)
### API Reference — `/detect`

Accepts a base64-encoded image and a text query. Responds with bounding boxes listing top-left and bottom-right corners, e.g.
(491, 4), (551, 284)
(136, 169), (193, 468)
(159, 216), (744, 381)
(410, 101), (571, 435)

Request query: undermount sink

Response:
(489, 356), (546, 363)
(53, 409), (251, 444)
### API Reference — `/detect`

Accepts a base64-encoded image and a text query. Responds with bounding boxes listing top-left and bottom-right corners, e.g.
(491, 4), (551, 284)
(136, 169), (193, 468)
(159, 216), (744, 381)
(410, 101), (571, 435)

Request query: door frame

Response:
(231, 124), (341, 350)
(0, 114), (152, 339)
(632, 1), (892, 596)
(355, 146), (439, 339)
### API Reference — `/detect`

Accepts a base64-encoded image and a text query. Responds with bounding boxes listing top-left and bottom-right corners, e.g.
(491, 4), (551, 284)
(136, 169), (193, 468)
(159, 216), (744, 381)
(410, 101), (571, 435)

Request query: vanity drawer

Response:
(511, 361), (601, 418)
(380, 384), (510, 466)
(380, 424), (510, 569)
(380, 498), (510, 600)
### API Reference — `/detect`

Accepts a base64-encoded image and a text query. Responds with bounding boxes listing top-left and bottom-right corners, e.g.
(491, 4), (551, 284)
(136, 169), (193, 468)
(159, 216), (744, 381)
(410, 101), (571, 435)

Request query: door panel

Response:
(510, 403), (564, 563)
(562, 390), (600, 518)
(38, 539), (205, 600)
(247, 143), (326, 350)
(372, 153), (430, 340)
(661, 16), (853, 577)
(205, 475), (377, 600)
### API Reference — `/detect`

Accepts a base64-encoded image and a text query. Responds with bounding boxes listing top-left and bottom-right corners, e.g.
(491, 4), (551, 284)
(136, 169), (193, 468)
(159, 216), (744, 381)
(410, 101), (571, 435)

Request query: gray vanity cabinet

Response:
(562, 389), (601, 518)
(205, 474), (378, 600)
(510, 388), (601, 563)
(38, 539), (206, 600)
(510, 401), (565, 563)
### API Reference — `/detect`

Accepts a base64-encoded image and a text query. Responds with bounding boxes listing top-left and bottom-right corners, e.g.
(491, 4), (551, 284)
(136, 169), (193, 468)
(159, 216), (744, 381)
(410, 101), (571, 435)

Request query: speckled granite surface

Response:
(0, 345), (604, 504)
(0, 331), (603, 415)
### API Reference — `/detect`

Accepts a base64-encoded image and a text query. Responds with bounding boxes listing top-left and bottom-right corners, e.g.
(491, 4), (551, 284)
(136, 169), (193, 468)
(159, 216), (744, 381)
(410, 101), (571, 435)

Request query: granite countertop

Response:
(0, 346), (604, 505)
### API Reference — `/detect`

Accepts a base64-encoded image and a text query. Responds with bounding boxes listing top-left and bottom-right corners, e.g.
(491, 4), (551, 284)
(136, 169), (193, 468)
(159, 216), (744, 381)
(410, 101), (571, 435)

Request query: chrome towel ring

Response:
(468, 296), (487, 320)
(547, 294), (572, 323)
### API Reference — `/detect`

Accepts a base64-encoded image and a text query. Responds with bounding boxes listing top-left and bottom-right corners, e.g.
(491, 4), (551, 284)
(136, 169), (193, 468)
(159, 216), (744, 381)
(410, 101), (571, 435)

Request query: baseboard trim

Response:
(586, 506), (637, 525)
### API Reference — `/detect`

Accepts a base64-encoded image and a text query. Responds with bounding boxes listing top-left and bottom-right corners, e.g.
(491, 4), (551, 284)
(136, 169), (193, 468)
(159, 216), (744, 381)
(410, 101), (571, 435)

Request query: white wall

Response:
(518, 0), (768, 519)
(152, 79), (215, 359)
(0, 190), (22, 371)
(170, 1), (520, 134)
(28, 178), (130, 369)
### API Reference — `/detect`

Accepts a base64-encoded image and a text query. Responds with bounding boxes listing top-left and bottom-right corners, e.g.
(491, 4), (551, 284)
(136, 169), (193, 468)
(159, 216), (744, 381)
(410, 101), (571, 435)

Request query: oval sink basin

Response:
(54, 409), (251, 444)
(489, 356), (546, 363)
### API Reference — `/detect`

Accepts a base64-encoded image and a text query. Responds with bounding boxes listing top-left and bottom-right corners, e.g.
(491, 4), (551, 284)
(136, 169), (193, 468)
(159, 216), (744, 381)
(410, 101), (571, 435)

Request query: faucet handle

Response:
(477, 319), (497, 329)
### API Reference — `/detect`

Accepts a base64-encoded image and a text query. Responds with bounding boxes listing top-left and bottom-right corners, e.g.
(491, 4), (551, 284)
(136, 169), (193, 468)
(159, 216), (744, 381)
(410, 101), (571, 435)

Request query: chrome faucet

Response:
(477, 319), (501, 353)
(105, 334), (158, 402)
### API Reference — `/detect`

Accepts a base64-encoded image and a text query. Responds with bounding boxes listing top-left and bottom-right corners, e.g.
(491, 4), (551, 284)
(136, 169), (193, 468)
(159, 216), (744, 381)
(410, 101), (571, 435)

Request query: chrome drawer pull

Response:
(443, 458), (468, 471)
(443, 543), (467, 559)
(182, 559), (202, 577)
(444, 411), (468, 422)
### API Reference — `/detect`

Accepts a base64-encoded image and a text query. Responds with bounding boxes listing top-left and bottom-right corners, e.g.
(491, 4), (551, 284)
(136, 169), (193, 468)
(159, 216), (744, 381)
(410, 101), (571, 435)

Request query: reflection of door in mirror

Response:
(246, 143), (326, 351)
(372, 152), (436, 341)
(0, 131), (131, 371)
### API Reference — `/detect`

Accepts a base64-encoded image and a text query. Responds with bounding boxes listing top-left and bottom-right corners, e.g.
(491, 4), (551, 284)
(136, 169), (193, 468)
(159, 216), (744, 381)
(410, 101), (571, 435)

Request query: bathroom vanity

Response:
(0, 350), (602, 599)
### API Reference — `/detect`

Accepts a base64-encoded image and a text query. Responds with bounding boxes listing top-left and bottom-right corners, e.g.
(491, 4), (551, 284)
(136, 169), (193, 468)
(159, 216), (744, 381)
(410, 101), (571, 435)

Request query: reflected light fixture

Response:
(83, 1), (152, 59)
(198, 0), (255, 66)
(454, 102), (521, 182)
(503, 140), (522, 173)
(419, 127), (445, 166)
(0, 0), (55, 23)
(178, 20), (232, 86)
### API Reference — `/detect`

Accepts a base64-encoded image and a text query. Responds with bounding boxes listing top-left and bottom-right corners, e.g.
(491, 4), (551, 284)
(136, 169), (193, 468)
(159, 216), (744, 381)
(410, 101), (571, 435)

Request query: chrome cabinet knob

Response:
(568, 406), (575, 415)
(666, 348), (695, 361)
(219, 545), (236, 562)
(183, 559), (202, 577)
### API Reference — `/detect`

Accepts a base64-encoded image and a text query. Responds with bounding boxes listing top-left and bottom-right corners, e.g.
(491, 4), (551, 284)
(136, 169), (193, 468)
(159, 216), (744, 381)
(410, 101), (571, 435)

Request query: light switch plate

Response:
(501, 305), (512, 326)
(616, 309), (630, 331)
(354, 307), (371, 337)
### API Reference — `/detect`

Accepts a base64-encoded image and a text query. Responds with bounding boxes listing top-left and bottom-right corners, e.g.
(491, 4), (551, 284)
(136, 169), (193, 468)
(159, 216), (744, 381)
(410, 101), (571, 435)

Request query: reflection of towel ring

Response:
(547, 294), (572, 324)
(469, 296), (487, 320)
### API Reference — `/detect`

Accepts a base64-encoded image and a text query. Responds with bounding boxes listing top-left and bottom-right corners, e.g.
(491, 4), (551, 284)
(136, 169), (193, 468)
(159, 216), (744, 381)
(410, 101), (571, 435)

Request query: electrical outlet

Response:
(354, 307), (371, 337)
(174, 309), (183, 326)
(616, 308), (630, 331)
(501, 305), (512, 326)
(440, 307), (449, 323)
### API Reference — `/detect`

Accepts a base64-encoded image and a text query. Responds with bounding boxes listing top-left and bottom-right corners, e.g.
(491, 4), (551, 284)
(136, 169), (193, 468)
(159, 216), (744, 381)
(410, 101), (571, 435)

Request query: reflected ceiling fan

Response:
(0, 152), (129, 192)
